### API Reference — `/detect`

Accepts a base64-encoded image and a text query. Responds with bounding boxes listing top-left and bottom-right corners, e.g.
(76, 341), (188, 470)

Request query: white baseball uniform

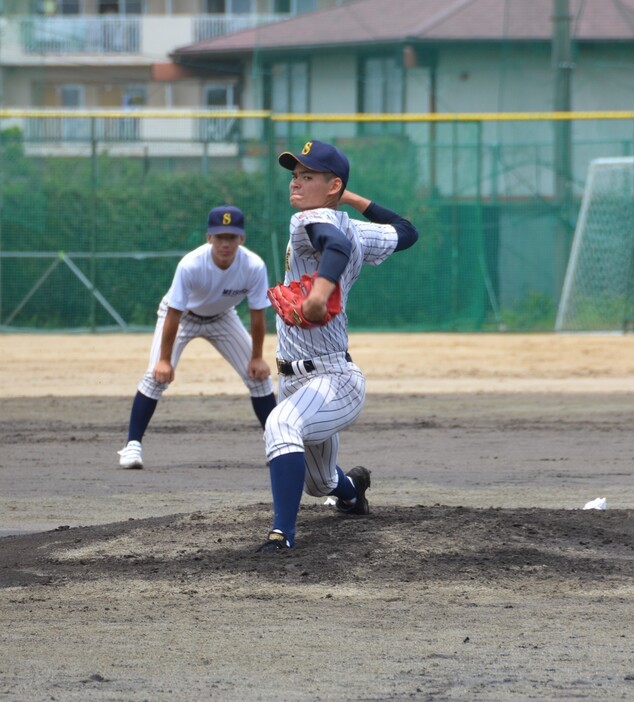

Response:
(139, 242), (273, 400)
(264, 207), (398, 495)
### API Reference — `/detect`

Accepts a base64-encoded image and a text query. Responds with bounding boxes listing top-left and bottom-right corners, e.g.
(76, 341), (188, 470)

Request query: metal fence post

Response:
(90, 116), (97, 331)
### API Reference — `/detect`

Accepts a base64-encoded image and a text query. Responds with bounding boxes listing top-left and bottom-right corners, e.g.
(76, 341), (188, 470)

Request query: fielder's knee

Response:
(137, 372), (168, 401)
(245, 376), (274, 396)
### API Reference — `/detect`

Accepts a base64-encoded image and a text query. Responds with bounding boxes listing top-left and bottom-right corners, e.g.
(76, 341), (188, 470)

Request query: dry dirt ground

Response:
(0, 333), (633, 701)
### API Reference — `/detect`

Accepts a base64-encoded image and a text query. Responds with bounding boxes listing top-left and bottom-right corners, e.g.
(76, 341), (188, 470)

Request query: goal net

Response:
(556, 157), (634, 333)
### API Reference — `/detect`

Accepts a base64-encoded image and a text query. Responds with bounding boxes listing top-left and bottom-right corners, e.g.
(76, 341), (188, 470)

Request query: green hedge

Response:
(1, 129), (493, 330)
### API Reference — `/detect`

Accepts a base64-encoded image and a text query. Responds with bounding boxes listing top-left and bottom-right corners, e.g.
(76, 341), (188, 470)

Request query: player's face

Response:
(208, 233), (243, 269)
(289, 167), (343, 210)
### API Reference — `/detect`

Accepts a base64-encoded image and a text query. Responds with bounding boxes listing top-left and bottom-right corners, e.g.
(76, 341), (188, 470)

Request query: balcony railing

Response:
(21, 17), (141, 54)
(194, 106), (239, 142)
(193, 13), (291, 42)
(17, 108), (250, 145)
(24, 115), (141, 142)
(17, 14), (291, 55)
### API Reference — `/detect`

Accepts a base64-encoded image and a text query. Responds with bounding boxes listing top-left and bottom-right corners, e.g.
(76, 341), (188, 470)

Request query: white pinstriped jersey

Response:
(277, 207), (398, 360)
(166, 243), (270, 316)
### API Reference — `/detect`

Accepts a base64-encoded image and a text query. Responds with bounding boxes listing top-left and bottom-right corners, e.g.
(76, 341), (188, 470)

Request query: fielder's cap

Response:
(207, 205), (245, 237)
(278, 140), (349, 187)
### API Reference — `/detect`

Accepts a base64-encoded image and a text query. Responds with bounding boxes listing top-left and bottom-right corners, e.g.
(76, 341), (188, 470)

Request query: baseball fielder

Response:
(118, 205), (276, 469)
(257, 140), (418, 552)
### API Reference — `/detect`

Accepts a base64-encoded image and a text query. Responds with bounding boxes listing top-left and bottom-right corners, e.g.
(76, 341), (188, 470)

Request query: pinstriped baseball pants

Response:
(138, 302), (273, 401)
(264, 359), (366, 496)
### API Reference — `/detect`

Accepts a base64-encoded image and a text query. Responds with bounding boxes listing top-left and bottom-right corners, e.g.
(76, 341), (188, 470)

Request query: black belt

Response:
(186, 310), (223, 323)
(276, 353), (352, 376)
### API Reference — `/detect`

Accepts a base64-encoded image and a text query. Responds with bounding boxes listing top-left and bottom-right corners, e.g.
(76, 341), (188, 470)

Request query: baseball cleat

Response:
(336, 465), (371, 515)
(118, 440), (143, 469)
(256, 530), (291, 553)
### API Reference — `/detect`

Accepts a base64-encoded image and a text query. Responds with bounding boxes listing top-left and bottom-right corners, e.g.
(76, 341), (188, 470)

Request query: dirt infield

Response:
(1, 333), (633, 701)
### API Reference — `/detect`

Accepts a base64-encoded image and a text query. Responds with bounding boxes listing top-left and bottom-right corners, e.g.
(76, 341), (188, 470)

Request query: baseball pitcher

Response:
(257, 140), (418, 552)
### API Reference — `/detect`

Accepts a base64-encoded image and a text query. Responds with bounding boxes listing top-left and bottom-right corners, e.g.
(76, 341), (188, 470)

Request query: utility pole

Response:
(552, 0), (574, 295)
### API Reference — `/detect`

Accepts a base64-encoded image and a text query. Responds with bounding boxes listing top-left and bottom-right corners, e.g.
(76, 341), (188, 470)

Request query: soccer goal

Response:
(555, 156), (634, 333)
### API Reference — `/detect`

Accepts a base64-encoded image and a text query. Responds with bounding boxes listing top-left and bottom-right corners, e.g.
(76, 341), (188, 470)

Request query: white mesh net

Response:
(556, 157), (634, 332)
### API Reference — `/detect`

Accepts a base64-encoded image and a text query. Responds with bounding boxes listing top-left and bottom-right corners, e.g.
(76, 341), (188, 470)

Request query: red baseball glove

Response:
(268, 272), (342, 328)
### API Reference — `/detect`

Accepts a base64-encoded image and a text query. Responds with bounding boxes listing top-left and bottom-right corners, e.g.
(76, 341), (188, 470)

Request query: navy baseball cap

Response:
(207, 205), (245, 237)
(278, 140), (349, 187)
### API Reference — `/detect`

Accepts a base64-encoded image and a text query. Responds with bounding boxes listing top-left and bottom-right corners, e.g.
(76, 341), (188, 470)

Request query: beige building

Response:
(1, 0), (631, 172)
(0, 1), (346, 110)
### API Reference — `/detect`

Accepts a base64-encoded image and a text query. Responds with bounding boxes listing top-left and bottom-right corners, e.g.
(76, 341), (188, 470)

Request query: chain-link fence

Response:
(0, 109), (632, 332)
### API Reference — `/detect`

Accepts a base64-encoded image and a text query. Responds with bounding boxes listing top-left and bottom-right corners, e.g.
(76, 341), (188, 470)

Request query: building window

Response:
(270, 60), (308, 138)
(123, 84), (146, 107)
(58, 84), (85, 140)
(204, 0), (254, 13)
(364, 56), (403, 112)
(35, 1), (149, 15)
(61, 0), (81, 13)
(199, 83), (238, 141)
(36, 0), (82, 14)
(267, 0), (316, 13)
(362, 55), (404, 134)
(204, 82), (235, 108)
(59, 83), (83, 107)
(34, 0), (60, 14)
(116, 84), (144, 140)
(99, 1), (143, 14)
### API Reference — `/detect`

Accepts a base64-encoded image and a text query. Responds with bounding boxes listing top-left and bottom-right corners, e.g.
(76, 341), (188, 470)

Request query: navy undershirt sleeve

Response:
(305, 222), (352, 283)
(363, 202), (419, 252)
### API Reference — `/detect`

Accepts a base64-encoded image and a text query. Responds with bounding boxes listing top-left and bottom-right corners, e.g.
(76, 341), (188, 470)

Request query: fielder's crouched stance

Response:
(118, 205), (276, 470)
(257, 140), (418, 552)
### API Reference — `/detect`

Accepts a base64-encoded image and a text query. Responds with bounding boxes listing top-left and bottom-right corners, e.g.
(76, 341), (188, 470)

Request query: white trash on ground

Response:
(583, 497), (607, 510)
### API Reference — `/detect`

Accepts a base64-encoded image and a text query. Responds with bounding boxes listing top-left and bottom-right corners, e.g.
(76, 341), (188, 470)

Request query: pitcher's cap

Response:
(278, 140), (349, 187)
(207, 205), (245, 236)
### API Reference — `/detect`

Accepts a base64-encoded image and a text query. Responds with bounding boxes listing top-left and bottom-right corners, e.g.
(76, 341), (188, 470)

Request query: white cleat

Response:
(118, 440), (143, 469)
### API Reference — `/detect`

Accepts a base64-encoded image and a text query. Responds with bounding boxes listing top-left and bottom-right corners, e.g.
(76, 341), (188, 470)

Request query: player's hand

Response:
(339, 189), (371, 213)
(301, 296), (328, 324)
(153, 359), (175, 384)
(248, 358), (271, 381)
(339, 189), (353, 206)
(302, 275), (337, 323)
(268, 273), (341, 329)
